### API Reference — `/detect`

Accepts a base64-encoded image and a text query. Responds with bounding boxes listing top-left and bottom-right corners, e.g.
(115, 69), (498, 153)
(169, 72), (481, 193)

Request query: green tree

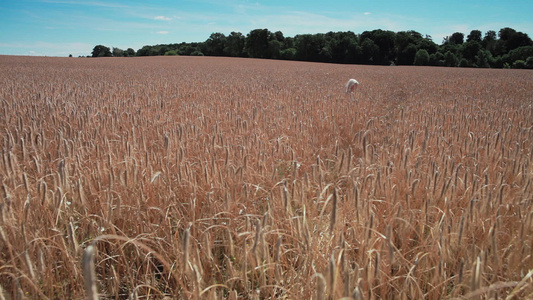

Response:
(224, 32), (245, 57)
(280, 48), (297, 60)
(112, 47), (124, 57)
(164, 49), (179, 56)
(178, 43), (202, 56)
(326, 31), (358, 63)
(268, 39), (281, 59)
(507, 32), (533, 51)
(154, 46), (168, 56)
(361, 38), (379, 64)
(444, 51), (457, 67)
(294, 34), (328, 62)
(512, 60), (525, 69)
(467, 30), (482, 42)
(491, 55), (506, 68)
(395, 31), (420, 64)
(507, 46), (533, 63)
(462, 41), (482, 63)
(273, 31), (285, 43)
(283, 37), (295, 49)
(458, 58), (470, 67)
(414, 49), (429, 65)
(395, 31), (415, 50)
(445, 32), (464, 45)
(492, 40), (507, 56)
(483, 30), (497, 42)
(475, 49), (492, 67)
(497, 27), (533, 52)
(397, 43), (417, 65)
(498, 27), (516, 41)
(361, 29), (396, 64)
(136, 45), (152, 56)
(91, 45), (112, 57)
(126, 48), (135, 57)
(525, 57), (533, 69)
(205, 32), (226, 56)
(483, 30), (498, 55)
(417, 38), (438, 54)
(245, 29), (270, 58)
(429, 52), (445, 66)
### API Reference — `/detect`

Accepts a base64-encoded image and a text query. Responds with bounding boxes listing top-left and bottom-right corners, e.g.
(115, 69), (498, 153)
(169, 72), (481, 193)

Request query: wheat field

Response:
(0, 55), (532, 299)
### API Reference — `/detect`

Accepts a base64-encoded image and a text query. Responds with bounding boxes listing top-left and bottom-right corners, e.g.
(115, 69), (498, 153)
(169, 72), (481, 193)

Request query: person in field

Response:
(345, 78), (359, 100)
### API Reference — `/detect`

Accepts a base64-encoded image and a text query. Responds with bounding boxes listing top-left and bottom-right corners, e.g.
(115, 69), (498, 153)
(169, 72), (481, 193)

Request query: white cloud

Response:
(154, 16), (172, 21)
(157, 31), (169, 34)
(364, 12), (371, 15)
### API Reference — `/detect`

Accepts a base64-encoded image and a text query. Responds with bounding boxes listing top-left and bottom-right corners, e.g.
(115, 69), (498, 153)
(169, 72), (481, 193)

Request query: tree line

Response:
(91, 27), (533, 68)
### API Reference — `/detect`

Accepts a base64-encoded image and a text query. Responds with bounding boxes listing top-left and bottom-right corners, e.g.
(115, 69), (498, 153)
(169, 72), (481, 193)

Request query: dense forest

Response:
(91, 27), (533, 68)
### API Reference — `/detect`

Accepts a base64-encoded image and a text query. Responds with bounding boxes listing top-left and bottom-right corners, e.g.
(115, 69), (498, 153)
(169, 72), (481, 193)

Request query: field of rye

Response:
(0, 55), (532, 299)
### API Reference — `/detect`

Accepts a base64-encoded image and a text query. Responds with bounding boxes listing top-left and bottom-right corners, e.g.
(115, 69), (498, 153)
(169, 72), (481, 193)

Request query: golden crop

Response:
(0, 55), (532, 299)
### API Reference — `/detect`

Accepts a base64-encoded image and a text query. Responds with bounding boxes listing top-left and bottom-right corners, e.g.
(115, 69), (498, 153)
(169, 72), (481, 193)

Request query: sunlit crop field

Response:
(0, 55), (532, 299)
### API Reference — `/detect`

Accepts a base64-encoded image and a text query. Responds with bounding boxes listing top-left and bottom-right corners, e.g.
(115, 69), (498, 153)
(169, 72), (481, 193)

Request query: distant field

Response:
(0, 55), (532, 299)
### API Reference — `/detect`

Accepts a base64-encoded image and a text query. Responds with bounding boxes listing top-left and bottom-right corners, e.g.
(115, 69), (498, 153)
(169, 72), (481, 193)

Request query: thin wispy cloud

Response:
(154, 16), (172, 21)
(157, 31), (169, 34)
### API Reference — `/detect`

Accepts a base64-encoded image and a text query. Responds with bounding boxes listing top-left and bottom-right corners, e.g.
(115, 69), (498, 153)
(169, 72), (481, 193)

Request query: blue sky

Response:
(1, 0), (532, 57)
